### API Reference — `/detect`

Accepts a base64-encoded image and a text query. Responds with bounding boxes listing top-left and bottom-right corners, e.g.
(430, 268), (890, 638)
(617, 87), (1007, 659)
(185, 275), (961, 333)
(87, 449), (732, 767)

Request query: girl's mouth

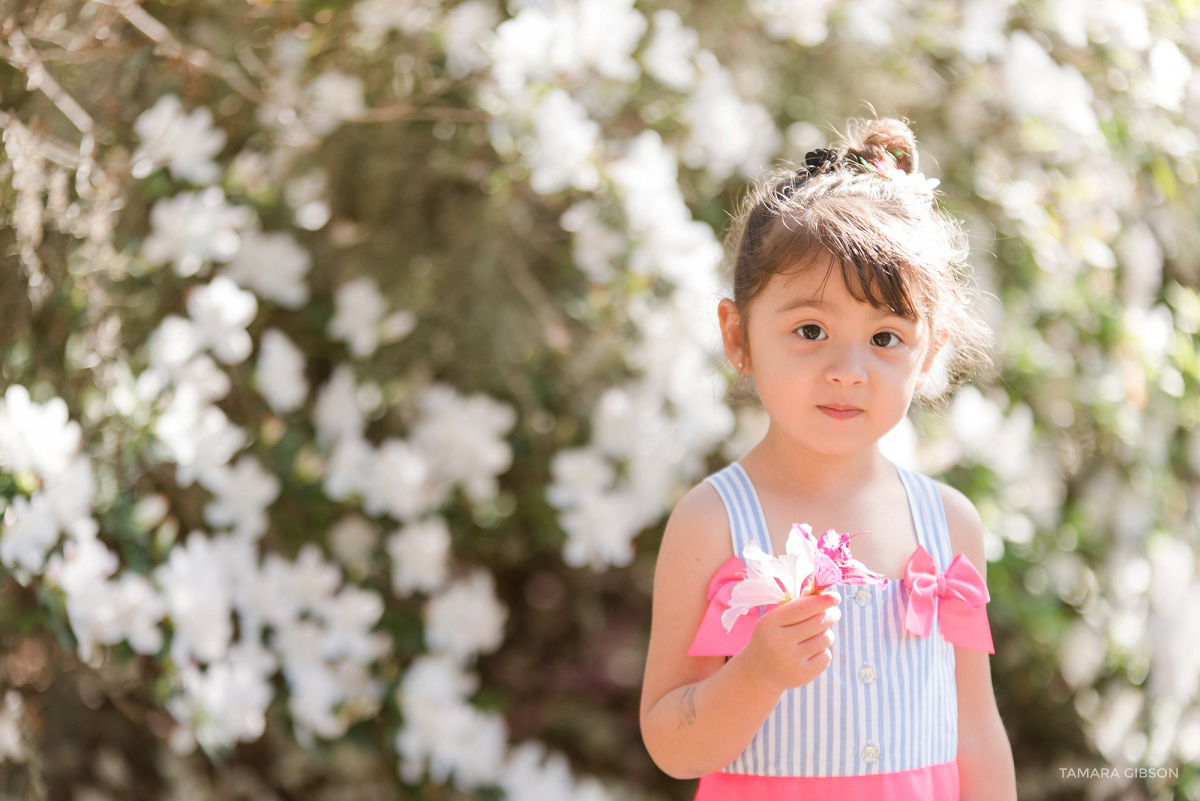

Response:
(818, 404), (863, 419)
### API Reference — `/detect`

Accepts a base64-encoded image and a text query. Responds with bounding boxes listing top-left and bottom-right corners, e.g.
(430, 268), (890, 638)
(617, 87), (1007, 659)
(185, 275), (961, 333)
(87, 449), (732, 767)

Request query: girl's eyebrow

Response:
(775, 296), (830, 313)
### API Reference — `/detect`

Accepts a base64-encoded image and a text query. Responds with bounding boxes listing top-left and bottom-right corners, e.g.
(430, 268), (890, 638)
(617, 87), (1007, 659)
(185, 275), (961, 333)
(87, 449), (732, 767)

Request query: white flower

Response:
(395, 655), (508, 789)
(317, 585), (384, 663)
(558, 489), (641, 571)
(223, 229), (312, 308)
(0, 691), (24, 763)
(411, 385), (516, 503)
(721, 525), (817, 631)
(202, 455), (281, 541)
(313, 365), (369, 446)
(110, 572), (168, 656)
(642, 9), (698, 90)
(680, 52), (780, 181)
(425, 571), (507, 663)
(322, 433), (374, 502)
(749, 0), (836, 46)
(327, 277), (416, 359)
(131, 95), (226, 184)
(305, 71), (365, 136)
(328, 514), (379, 575)
(0, 385), (82, 479)
(141, 188), (252, 277)
(386, 517), (452, 596)
(574, 0), (646, 83)
(559, 201), (625, 283)
(146, 317), (231, 404)
(526, 89), (600, 195)
(255, 329), (309, 414)
(41, 454), (98, 541)
(167, 640), (277, 751)
(362, 439), (436, 521)
(44, 537), (119, 662)
(352, 0), (440, 51)
(501, 742), (580, 801)
(440, 0), (499, 77)
(1003, 32), (1101, 144)
(0, 493), (59, 573)
(546, 447), (615, 510)
(186, 276), (258, 365)
(155, 386), (247, 488)
(154, 532), (241, 666)
(1146, 39), (1192, 113)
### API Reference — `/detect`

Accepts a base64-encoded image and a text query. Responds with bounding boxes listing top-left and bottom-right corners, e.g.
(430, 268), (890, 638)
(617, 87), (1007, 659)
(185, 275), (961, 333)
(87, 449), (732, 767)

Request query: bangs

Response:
(757, 199), (930, 320)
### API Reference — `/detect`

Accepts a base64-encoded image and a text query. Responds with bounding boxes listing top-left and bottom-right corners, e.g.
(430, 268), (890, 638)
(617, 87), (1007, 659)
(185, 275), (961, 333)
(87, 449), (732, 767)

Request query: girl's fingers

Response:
(768, 593), (840, 625)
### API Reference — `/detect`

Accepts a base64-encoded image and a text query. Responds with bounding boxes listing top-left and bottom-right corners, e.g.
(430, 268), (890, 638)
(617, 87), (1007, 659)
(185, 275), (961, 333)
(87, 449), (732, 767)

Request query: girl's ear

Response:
(922, 328), (950, 374)
(718, 298), (749, 373)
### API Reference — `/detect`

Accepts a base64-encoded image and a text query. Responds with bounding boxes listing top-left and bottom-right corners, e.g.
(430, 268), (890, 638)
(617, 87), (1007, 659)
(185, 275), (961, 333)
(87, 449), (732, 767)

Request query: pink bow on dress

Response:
(902, 546), (994, 654)
(688, 557), (759, 657)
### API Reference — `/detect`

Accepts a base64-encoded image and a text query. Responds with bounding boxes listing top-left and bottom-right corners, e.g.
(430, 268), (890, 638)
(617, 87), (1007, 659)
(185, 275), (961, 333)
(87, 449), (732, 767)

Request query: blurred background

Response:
(1, 1), (1198, 799)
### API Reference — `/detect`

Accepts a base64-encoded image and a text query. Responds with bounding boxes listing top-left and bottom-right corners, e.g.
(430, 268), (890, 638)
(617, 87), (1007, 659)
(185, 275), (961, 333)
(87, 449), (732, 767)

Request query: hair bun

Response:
(844, 118), (919, 175)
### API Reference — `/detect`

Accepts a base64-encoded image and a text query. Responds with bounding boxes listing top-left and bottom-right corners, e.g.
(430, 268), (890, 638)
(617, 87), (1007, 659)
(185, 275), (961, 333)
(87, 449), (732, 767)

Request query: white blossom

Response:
(317, 585), (385, 663)
(186, 276), (258, 365)
(352, 0), (440, 51)
(1003, 32), (1102, 145)
(141, 188), (252, 277)
(255, 329), (309, 414)
(560, 201), (625, 282)
(167, 640), (277, 751)
(313, 365), (369, 446)
(411, 384), (516, 503)
(546, 447), (614, 510)
(441, 0), (500, 77)
(680, 52), (779, 181)
(132, 95), (226, 184)
(327, 277), (416, 359)
(202, 455), (281, 540)
(363, 439), (437, 521)
(558, 490), (641, 571)
(749, 0), (837, 45)
(223, 229), (312, 308)
(386, 517), (452, 596)
(44, 537), (119, 662)
(322, 433), (374, 502)
(328, 514), (379, 575)
(155, 386), (247, 488)
(396, 655), (508, 789)
(154, 532), (243, 666)
(642, 9), (698, 91)
(1, 493), (60, 574)
(0, 691), (24, 764)
(574, 0), (646, 83)
(526, 89), (601, 195)
(424, 571), (507, 663)
(144, 318), (232, 409)
(0, 385), (83, 479)
(305, 71), (366, 136)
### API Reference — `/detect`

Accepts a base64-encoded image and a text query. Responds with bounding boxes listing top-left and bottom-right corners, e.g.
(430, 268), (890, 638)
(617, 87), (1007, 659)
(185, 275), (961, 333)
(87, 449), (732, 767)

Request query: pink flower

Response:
(800, 524), (887, 595)
(720, 523), (886, 631)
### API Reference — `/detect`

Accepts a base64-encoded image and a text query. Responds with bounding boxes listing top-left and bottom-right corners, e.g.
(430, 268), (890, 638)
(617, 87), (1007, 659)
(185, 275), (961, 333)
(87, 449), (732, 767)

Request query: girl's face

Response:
(720, 262), (942, 460)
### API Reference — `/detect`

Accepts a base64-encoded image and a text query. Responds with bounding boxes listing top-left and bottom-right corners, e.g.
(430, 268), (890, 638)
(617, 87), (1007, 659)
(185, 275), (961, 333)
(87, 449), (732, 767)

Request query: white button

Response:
(858, 665), (877, 684)
(862, 743), (879, 764)
(855, 587), (872, 606)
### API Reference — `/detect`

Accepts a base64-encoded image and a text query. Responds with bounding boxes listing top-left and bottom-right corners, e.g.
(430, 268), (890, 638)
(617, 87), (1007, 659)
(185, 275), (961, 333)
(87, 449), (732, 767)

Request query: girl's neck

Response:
(741, 429), (891, 499)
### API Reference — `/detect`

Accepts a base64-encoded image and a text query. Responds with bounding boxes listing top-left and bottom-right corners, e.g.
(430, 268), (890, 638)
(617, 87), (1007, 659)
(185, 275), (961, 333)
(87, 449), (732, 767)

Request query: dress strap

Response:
(704, 463), (772, 559)
(895, 466), (953, 571)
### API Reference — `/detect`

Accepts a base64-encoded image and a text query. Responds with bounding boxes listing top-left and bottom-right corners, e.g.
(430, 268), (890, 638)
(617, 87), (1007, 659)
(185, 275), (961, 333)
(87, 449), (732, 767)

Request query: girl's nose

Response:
(825, 344), (868, 385)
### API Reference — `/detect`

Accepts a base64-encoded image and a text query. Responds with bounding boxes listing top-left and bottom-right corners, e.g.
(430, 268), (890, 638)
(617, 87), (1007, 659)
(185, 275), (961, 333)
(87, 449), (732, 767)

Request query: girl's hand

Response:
(737, 592), (841, 694)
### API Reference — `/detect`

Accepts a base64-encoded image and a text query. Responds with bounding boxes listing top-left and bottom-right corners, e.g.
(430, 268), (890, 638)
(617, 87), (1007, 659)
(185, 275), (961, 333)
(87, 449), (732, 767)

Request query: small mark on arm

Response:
(678, 686), (698, 728)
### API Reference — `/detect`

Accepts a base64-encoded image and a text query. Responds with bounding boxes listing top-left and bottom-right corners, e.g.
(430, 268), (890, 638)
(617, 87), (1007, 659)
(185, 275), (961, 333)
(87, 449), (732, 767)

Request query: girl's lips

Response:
(818, 404), (863, 419)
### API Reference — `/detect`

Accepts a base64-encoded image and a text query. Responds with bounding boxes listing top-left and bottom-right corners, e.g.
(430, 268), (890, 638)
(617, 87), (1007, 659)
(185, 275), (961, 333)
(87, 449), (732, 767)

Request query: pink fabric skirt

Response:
(694, 760), (959, 801)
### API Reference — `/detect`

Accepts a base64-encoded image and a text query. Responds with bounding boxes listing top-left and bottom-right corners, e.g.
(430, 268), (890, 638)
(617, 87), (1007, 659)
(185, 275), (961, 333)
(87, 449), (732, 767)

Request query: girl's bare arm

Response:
(640, 483), (840, 779)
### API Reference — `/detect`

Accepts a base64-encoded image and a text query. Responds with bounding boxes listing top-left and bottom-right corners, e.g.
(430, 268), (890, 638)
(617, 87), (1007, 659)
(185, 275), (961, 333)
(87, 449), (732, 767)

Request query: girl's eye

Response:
(872, 331), (901, 348)
(798, 324), (827, 341)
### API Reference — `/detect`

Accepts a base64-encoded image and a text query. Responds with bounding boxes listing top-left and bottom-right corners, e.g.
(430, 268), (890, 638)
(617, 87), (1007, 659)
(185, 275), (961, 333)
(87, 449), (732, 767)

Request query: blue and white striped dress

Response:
(704, 462), (958, 779)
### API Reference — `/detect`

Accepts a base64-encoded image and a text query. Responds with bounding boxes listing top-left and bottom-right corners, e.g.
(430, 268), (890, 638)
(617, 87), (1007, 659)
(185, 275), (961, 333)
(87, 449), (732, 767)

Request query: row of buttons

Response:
(850, 586), (879, 765)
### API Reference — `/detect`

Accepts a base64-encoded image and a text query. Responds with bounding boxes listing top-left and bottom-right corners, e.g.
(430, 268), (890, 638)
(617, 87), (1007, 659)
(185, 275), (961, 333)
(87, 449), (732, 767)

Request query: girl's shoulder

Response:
(933, 479), (988, 576)
(655, 477), (735, 582)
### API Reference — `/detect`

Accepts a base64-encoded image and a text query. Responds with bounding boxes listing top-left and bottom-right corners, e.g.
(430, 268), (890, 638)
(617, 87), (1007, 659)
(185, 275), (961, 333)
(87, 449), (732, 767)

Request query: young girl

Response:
(640, 118), (1017, 801)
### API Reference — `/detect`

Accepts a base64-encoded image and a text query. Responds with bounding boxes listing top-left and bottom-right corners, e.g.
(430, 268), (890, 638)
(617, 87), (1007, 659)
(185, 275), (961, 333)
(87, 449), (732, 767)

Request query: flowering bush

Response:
(1, 1), (1199, 800)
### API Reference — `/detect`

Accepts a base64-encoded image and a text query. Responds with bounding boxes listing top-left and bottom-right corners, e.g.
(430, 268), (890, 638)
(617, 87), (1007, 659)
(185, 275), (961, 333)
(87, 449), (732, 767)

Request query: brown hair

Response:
(726, 117), (991, 399)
